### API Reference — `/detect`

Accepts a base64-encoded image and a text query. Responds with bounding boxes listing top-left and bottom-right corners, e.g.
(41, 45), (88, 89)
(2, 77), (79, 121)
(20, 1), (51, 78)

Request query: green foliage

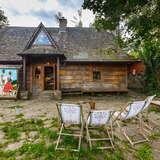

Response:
(83, 0), (160, 44)
(135, 144), (153, 160)
(138, 40), (160, 92)
(0, 8), (8, 25)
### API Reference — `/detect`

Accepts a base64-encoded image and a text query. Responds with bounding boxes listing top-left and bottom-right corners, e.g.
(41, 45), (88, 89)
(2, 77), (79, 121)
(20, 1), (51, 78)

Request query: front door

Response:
(44, 66), (55, 90)
(32, 65), (43, 94)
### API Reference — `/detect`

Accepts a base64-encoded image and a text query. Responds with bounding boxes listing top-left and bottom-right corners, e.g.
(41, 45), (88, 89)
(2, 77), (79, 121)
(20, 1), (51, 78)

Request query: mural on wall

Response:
(0, 68), (18, 97)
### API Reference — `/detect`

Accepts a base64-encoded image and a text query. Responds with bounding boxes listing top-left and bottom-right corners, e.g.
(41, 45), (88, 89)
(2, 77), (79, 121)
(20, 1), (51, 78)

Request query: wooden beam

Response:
(57, 57), (60, 90)
(23, 57), (26, 90)
(29, 64), (32, 92)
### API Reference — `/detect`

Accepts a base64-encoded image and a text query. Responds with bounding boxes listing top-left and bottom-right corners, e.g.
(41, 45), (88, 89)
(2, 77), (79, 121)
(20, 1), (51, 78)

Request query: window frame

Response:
(93, 71), (101, 81)
(33, 30), (52, 46)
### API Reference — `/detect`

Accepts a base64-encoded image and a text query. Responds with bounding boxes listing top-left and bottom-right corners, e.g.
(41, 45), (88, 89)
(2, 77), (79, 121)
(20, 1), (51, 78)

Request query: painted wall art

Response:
(0, 68), (18, 97)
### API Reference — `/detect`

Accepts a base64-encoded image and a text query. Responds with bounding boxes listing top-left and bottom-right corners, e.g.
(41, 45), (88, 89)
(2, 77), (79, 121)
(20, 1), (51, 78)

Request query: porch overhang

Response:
(18, 45), (66, 60)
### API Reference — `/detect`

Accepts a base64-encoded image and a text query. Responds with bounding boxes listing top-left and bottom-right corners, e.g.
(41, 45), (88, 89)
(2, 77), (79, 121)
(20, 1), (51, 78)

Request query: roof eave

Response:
(65, 59), (141, 63)
(17, 53), (66, 59)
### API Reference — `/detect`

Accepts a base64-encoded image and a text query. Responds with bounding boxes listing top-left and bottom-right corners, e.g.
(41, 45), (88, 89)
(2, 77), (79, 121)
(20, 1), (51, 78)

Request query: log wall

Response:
(60, 63), (128, 92)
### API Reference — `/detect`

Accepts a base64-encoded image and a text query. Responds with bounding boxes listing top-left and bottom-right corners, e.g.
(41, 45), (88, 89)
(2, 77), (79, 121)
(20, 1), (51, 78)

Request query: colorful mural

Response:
(0, 68), (18, 97)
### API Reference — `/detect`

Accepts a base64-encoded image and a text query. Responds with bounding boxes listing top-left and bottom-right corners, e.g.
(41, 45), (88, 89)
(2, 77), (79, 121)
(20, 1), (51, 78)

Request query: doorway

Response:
(44, 66), (55, 90)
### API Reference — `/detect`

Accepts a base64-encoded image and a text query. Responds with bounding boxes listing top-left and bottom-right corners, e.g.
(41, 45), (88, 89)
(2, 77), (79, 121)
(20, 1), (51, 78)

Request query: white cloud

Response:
(0, 0), (95, 27)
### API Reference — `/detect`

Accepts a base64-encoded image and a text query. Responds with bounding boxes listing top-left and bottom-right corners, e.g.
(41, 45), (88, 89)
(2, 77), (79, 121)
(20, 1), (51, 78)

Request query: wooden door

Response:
(32, 64), (44, 94)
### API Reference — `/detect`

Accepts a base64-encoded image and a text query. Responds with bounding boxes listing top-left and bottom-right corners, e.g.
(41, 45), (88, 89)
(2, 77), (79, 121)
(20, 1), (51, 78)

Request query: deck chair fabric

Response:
(86, 110), (115, 150)
(113, 95), (156, 146)
(114, 101), (146, 120)
(143, 95), (156, 111)
(60, 103), (81, 125)
(141, 95), (157, 130)
(55, 103), (84, 152)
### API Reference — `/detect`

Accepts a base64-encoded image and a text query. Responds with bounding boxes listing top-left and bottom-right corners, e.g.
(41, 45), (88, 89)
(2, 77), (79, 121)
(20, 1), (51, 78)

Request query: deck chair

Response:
(55, 103), (84, 152)
(114, 95), (156, 146)
(86, 110), (115, 150)
(114, 100), (148, 146)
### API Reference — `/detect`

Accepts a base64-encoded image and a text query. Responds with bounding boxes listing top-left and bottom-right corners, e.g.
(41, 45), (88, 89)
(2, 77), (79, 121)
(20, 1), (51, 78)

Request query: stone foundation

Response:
(19, 91), (29, 100)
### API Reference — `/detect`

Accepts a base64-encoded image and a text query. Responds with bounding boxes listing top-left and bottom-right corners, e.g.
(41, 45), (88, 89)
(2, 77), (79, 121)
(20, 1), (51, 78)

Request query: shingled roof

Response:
(0, 24), (137, 63)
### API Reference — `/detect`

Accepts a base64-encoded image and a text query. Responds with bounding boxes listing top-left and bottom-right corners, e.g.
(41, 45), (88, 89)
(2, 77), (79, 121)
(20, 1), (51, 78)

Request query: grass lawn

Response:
(0, 93), (160, 159)
(0, 115), (160, 160)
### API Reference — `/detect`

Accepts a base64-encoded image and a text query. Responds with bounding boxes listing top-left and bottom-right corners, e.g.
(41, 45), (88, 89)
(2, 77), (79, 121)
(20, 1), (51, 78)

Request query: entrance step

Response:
(62, 88), (82, 96)
(32, 90), (54, 100)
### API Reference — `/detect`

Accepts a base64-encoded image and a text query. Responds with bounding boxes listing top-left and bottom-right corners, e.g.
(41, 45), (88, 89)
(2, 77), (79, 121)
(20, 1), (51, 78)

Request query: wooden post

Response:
(57, 57), (60, 90)
(23, 57), (26, 90)
(29, 64), (32, 92)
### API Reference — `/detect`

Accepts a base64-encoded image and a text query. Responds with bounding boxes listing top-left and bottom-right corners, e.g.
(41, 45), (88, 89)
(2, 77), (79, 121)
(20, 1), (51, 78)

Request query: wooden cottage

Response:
(0, 18), (139, 99)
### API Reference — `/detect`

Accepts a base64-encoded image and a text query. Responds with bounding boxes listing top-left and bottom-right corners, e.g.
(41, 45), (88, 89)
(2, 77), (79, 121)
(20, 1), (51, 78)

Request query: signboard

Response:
(0, 68), (18, 97)
(90, 111), (110, 125)
(61, 104), (81, 124)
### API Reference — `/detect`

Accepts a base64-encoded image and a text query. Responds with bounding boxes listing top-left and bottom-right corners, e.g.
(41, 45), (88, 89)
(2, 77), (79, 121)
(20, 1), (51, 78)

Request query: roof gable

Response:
(33, 30), (52, 45)
(24, 22), (57, 50)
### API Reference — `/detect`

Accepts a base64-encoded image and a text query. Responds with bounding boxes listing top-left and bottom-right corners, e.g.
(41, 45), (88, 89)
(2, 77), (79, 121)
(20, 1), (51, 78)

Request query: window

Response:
(33, 30), (52, 45)
(93, 71), (101, 80)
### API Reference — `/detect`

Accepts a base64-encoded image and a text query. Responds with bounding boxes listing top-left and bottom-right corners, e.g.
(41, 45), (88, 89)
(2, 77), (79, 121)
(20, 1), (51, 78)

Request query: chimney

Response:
(59, 17), (67, 32)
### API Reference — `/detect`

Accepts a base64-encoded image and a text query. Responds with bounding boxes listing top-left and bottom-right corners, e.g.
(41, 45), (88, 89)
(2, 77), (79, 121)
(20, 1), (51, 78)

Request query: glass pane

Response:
(33, 30), (51, 45)
(93, 71), (101, 80)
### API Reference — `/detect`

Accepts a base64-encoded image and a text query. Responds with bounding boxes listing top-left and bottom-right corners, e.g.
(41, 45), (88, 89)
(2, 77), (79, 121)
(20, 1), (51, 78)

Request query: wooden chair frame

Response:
(55, 103), (84, 152)
(86, 110), (115, 150)
(141, 95), (157, 131)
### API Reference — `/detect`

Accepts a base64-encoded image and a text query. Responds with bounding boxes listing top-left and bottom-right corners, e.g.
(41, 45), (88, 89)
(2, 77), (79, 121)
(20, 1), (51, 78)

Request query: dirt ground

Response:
(0, 90), (160, 160)
(0, 90), (149, 122)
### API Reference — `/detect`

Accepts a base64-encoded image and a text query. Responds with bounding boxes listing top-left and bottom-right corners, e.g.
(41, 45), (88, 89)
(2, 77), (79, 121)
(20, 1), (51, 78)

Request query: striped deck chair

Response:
(55, 103), (84, 152)
(86, 110), (115, 150)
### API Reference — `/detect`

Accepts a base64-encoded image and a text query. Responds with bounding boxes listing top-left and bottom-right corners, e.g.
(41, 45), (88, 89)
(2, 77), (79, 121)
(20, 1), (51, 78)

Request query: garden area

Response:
(0, 92), (160, 160)
(0, 0), (160, 159)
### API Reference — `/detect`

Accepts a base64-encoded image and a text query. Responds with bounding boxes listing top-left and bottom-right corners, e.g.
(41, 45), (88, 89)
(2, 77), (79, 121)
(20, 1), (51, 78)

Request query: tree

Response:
(138, 40), (160, 92)
(0, 8), (8, 26)
(83, 0), (160, 92)
(83, 0), (160, 44)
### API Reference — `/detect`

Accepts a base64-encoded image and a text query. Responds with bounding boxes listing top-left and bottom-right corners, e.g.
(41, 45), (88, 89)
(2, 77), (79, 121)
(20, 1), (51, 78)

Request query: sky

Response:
(0, 0), (95, 27)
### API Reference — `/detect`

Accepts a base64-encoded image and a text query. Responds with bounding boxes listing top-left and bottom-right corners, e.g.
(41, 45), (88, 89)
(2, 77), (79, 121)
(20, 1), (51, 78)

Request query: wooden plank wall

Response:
(60, 63), (128, 92)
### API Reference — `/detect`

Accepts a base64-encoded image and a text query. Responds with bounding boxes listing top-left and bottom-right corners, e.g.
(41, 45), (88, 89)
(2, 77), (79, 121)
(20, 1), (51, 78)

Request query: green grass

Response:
(0, 149), (17, 160)
(105, 150), (124, 160)
(135, 144), (153, 160)
(149, 105), (160, 113)
(15, 113), (24, 119)
(0, 117), (159, 160)
(9, 105), (24, 109)
(2, 126), (20, 141)
(149, 132), (160, 140)
(19, 142), (46, 158)
(39, 127), (57, 140)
